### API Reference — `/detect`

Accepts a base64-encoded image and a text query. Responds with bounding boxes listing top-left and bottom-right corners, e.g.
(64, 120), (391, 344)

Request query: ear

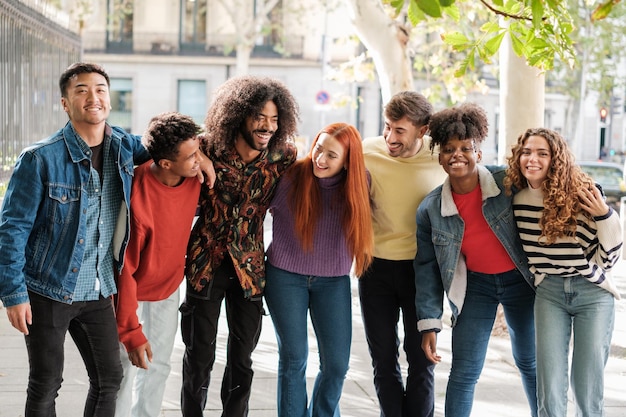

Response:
(61, 97), (69, 112)
(477, 149), (483, 163)
(418, 125), (429, 138)
(158, 159), (171, 170)
(438, 153), (443, 166)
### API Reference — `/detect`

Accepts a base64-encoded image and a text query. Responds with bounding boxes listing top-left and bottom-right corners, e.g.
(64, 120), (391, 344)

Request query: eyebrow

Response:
(72, 82), (108, 88)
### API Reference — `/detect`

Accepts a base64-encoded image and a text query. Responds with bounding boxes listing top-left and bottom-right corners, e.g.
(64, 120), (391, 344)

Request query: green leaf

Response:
(480, 20), (501, 34)
(407, 0), (427, 25)
(484, 32), (506, 56)
(442, 3), (461, 21)
(454, 56), (469, 77)
(531, 0), (545, 28)
(591, 0), (615, 22)
(439, 0), (455, 6)
(509, 32), (525, 57)
(442, 31), (470, 49)
(416, 0), (442, 18)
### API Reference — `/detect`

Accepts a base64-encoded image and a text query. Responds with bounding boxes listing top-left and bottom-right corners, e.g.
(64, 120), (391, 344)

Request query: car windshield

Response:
(580, 165), (622, 188)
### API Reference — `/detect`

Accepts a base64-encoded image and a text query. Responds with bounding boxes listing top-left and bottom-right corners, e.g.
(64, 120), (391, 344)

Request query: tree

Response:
(344, 0), (414, 103)
(216, 0), (281, 76)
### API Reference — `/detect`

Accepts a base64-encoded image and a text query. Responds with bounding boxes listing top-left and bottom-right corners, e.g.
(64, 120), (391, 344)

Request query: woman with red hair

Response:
(264, 122), (374, 417)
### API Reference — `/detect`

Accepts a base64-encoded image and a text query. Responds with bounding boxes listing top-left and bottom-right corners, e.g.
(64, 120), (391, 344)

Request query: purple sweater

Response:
(266, 172), (352, 277)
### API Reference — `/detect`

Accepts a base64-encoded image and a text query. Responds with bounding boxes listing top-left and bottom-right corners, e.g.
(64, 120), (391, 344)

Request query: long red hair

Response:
(286, 123), (374, 276)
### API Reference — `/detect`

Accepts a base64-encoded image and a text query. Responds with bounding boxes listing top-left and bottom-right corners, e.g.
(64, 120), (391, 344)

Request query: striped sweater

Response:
(513, 186), (622, 299)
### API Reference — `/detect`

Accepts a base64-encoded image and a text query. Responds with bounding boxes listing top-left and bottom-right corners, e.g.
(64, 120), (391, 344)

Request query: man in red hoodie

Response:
(114, 112), (204, 417)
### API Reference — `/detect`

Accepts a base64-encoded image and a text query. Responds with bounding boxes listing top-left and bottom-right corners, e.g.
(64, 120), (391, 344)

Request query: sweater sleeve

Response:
(591, 207), (623, 272)
(115, 218), (148, 352)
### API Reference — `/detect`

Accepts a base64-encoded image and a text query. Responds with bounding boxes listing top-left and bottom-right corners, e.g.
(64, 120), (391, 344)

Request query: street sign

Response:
(315, 90), (330, 105)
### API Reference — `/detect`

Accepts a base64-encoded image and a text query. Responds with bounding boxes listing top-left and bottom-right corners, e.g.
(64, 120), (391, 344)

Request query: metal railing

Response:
(0, 0), (80, 187)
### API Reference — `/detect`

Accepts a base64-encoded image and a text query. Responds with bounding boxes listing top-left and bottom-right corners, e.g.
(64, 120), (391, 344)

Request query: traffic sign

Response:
(315, 90), (330, 105)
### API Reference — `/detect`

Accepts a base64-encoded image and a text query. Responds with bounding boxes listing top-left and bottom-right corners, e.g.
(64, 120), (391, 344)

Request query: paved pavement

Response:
(1, 264), (625, 417)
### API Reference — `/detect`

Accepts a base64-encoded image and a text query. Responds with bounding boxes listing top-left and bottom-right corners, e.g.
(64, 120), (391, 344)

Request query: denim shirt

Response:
(414, 165), (535, 333)
(0, 122), (150, 307)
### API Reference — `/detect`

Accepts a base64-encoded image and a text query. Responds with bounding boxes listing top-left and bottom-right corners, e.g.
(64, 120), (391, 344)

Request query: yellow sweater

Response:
(363, 135), (446, 260)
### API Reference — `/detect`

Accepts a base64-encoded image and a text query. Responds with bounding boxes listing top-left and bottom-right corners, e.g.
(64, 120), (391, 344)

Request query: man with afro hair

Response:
(181, 75), (299, 417)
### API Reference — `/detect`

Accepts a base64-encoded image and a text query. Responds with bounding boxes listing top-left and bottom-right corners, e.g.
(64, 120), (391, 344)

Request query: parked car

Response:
(578, 161), (626, 212)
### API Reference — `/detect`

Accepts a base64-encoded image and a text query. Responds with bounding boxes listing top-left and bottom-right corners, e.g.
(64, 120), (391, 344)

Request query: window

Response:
(107, 0), (134, 53)
(180, 0), (207, 52)
(178, 80), (206, 126)
(109, 78), (133, 132)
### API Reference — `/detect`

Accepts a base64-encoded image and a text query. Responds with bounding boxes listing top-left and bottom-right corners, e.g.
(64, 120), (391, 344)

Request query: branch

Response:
(478, 0), (532, 22)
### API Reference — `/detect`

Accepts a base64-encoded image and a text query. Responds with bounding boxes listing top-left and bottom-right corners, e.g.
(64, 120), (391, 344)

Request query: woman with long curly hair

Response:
(263, 123), (374, 417)
(414, 103), (537, 417)
(505, 127), (622, 417)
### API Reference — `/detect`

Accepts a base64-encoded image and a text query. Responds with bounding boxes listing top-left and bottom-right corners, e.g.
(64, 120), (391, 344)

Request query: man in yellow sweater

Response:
(359, 91), (446, 417)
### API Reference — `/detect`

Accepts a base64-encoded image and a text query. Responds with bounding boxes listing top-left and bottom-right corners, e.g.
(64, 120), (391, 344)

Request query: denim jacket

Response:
(0, 122), (149, 307)
(414, 165), (535, 332)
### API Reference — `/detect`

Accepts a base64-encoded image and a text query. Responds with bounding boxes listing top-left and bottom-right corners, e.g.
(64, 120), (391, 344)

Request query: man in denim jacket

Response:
(0, 62), (151, 417)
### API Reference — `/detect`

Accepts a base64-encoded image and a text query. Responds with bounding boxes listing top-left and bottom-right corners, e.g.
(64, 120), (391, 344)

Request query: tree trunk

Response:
(498, 33), (545, 163)
(345, 0), (414, 104)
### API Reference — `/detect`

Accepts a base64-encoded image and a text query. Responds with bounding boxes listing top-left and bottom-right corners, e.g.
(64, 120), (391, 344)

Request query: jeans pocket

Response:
(179, 302), (195, 349)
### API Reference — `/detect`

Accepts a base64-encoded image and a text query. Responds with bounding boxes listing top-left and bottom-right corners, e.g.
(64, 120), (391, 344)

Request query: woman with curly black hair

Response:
(414, 103), (537, 417)
(181, 75), (300, 417)
(505, 128), (622, 417)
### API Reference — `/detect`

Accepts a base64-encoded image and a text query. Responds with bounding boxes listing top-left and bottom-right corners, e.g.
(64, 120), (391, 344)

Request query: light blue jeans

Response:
(115, 288), (180, 417)
(446, 269), (537, 417)
(264, 262), (352, 417)
(535, 275), (615, 417)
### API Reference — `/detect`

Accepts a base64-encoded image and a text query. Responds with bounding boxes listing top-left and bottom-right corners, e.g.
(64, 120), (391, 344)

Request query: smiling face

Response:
(61, 72), (111, 128)
(439, 137), (481, 180)
(165, 137), (201, 178)
(311, 133), (346, 178)
(238, 100), (278, 155)
(382, 116), (427, 158)
(519, 135), (552, 189)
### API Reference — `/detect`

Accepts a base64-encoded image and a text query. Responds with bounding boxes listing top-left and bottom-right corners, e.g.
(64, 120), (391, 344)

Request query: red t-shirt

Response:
(452, 185), (516, 274)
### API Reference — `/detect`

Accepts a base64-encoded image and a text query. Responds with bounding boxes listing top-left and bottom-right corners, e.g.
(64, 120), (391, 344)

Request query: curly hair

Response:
(384, 91), (433, 127)
(286, 123), (374, 276)
(59, 62), (110, 98)
(204, 75), (300, 157)
(504, 127), (595, 244)
(428, 102), (489, 151)
(142, 112), (201, 163)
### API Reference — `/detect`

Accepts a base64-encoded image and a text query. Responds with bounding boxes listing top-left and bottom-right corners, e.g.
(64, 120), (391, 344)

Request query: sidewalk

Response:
(1, 265), (625, 417)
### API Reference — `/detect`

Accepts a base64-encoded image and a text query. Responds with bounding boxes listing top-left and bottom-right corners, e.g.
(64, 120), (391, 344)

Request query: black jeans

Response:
(24, 291), (123, 417)
(180, 258), (263, 417)
(358, 258), (435, 417)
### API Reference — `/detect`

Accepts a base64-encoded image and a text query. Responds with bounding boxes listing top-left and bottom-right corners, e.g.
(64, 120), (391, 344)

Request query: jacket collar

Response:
(61, 122), (114, 163)
(440, 164), (501, 217)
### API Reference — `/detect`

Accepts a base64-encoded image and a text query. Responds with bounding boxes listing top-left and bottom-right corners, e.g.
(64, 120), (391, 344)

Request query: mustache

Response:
(253, 129), (275, 135)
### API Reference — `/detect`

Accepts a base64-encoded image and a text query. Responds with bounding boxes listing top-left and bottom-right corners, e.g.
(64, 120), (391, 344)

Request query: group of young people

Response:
(0, 61), (621, 417)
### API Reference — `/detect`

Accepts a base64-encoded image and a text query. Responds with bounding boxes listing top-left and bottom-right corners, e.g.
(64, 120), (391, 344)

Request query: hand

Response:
(127, 342), (153, 370)
(421, 331), (441, 364)
(6, 303), (32, 335)
(579, 185), (610, 217)
(196, 151), (216, 189)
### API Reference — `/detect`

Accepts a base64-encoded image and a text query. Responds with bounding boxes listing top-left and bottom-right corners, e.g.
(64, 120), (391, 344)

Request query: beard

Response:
(240, 125), (275, 152)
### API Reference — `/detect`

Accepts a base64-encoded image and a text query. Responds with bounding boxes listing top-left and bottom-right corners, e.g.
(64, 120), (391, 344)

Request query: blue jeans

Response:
(264, 262), (352, 417)
(535, 275), (615, 417)
(446, 270), (537, 417)
(359, 258), (435, 417)
(24, 291), (123, 417)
